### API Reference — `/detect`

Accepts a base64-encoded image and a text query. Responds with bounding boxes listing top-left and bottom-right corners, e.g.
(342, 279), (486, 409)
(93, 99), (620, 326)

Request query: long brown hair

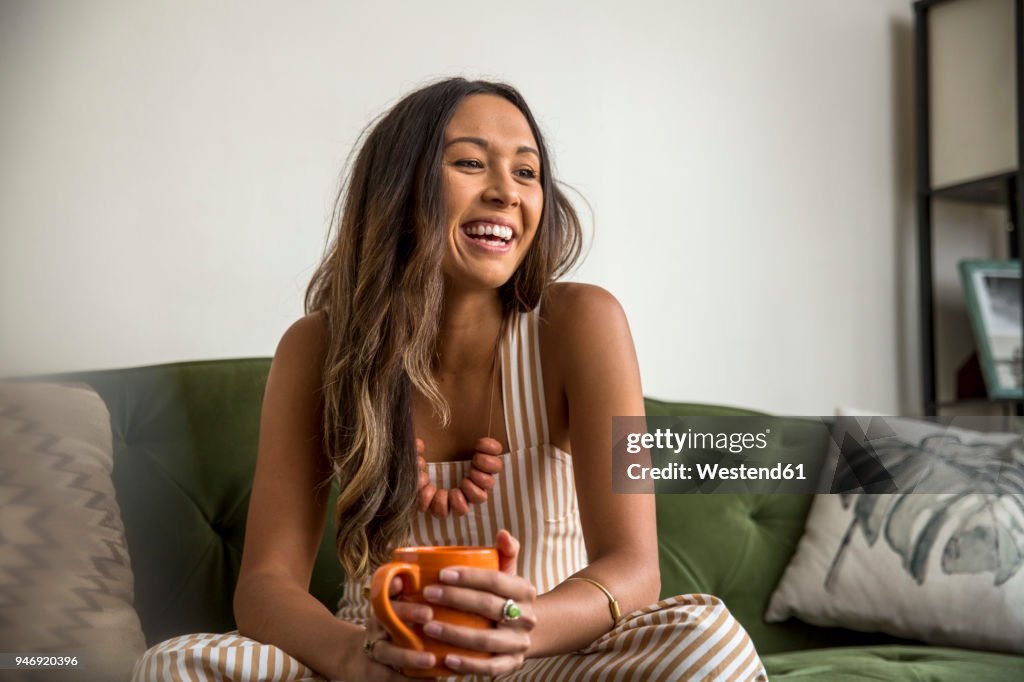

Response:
(305, 78), (583, 580)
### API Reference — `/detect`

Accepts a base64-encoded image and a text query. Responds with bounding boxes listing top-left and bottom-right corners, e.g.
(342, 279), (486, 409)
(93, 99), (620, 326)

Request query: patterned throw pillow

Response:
(0, 382), (147, 682)
(765, 411), (1024, 654)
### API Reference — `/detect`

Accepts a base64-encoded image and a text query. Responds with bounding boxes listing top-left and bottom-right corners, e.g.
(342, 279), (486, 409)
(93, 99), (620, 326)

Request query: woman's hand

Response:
(352, 576), (437, 681)
(418, 530), (537, 676)
(417, 437), (504, 518)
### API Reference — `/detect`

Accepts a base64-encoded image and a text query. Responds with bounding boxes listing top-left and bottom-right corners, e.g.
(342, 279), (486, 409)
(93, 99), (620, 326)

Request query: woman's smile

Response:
(460, 217), (517, 253)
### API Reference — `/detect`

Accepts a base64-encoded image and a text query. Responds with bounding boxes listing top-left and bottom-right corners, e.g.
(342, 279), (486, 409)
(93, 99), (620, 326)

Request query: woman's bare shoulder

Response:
(538, 282), (634, 391)
(540, 282), (630, 347)
(279, 310), (328, 349)
(271, 311), (329, 388)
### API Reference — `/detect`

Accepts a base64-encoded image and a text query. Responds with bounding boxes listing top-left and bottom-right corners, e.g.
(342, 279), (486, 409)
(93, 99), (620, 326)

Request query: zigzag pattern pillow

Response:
(0, 382), (146, 682)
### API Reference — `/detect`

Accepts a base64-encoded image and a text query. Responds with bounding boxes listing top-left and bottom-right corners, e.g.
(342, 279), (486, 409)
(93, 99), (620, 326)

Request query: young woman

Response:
(133, 78), (767, 681)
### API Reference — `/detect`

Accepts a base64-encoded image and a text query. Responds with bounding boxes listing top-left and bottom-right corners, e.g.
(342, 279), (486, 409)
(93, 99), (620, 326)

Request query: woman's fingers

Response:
(372, 582), (432, 627)
(422, 568), (537, 634)
(432, 566), (536, 604)
(496, 530), (520, 574)
(423, 584), (535, 631)
(442, 653), (525, 678)
(422, 620), (528, 654)
(389, 599), (433, 625)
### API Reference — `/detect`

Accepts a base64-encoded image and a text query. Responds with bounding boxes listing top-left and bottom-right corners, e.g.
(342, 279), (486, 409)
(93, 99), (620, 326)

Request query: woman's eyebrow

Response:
(444, 136), (540, 159)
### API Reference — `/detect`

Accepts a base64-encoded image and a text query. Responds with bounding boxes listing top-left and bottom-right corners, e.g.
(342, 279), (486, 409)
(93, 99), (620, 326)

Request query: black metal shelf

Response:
(915, 0), (1024, 416)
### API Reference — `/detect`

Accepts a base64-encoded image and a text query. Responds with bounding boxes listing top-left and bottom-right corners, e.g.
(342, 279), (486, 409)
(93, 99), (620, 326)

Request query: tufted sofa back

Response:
(56, 359), (343, 646)
(645, 398), (907, 654)
(56, 359), (901, 654)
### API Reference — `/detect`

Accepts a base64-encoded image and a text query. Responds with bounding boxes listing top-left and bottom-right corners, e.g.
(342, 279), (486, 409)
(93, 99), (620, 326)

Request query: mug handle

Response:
(370, 562), (423, 652)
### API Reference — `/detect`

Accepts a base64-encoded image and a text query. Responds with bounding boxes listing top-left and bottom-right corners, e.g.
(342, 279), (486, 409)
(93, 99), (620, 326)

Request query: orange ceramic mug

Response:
(370, 546), (498, 678)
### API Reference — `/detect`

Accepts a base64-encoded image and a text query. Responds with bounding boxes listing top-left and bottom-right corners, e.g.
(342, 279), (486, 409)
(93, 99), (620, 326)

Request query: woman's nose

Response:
(481, 170), (519, 207)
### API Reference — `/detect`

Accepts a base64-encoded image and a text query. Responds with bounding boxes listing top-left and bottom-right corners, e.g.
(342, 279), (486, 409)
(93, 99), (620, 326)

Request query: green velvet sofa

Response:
(55, 358), (1024, 681)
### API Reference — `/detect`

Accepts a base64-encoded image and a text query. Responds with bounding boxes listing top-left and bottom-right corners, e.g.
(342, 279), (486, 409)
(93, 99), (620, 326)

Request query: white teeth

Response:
(464, 223), (513, 241)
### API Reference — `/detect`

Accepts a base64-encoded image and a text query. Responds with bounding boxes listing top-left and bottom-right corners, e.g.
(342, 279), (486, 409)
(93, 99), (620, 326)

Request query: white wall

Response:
(1, 0), (922, 414)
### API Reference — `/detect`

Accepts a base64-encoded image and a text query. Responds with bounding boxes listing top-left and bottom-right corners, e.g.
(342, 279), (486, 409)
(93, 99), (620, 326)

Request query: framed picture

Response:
(959, 259), (1023, 399)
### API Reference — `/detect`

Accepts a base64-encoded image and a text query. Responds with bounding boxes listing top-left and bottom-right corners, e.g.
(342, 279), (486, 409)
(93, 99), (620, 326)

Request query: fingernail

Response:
(423, 585), (442, 600)
(424, 621), (442, 637)
(415, 607), (433, 623)
(446, 655), (462, 669)
(416, 652), (435, 668)
(439, 568), (459, 582)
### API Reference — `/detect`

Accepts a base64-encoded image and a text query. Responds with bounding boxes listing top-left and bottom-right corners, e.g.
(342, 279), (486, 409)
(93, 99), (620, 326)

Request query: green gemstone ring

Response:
(501, 598), (522, 623)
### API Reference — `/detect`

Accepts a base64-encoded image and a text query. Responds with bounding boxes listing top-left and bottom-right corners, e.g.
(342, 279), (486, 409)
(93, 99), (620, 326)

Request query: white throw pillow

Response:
(765, 408), (1024, 654)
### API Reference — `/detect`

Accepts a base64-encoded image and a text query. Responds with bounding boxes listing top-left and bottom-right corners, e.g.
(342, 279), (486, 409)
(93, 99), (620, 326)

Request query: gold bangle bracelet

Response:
(565, 576), (621, 622)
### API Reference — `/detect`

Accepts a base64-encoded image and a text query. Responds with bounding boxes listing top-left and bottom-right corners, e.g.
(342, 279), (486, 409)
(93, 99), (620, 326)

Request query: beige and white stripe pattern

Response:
(132, 632), (318, 681)
(493, 595), (768, 682)
(133, 309), (767, 681)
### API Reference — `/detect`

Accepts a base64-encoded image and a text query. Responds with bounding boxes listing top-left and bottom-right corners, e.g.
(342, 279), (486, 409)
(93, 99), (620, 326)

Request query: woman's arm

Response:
(527, 283), (660, 656)
(234, 313), (431, 680)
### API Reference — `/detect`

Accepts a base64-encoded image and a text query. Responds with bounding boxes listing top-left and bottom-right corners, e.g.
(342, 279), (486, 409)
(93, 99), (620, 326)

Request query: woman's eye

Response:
(454, 159), (483, 169)
(515, 168), (538, 180)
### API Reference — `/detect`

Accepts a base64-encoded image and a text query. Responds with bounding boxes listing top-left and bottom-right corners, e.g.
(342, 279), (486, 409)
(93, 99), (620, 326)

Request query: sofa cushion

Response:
(0, 382), (147, 681)
(763, 645), (1024, 681)
(53, 358), (345, 644)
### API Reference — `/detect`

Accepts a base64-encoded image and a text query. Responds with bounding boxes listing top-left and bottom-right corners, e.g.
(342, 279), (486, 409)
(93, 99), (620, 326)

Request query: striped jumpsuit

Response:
(133, 309), (767, 682)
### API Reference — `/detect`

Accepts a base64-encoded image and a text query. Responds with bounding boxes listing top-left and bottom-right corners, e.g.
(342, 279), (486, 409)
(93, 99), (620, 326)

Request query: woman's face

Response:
(440, 94), (543, 293)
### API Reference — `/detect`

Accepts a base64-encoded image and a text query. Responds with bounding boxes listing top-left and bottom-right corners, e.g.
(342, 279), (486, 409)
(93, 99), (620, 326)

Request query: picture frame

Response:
(959, 259), (1024, 399)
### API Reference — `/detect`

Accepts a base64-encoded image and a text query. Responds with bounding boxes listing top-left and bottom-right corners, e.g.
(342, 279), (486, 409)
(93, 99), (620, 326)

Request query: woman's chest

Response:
(411, 334), (570, 462)
(411, 371), (508, 462)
